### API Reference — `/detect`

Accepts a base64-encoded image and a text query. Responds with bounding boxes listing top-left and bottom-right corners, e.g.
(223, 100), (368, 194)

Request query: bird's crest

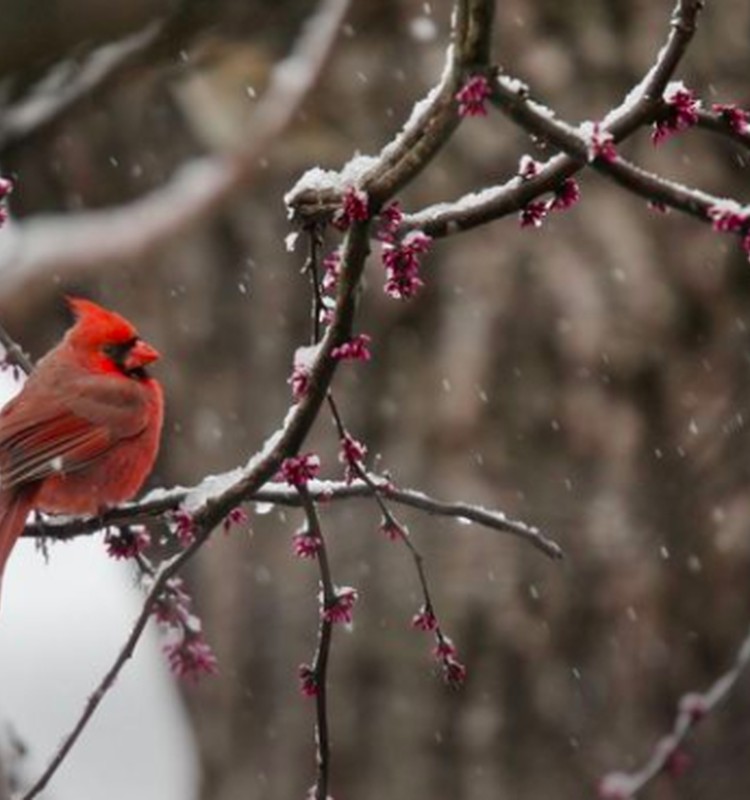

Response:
(66, 296), (138, 346)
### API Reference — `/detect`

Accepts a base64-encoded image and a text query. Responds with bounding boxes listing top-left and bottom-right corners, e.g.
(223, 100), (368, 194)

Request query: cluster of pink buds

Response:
(170, 507), (196, 547)
(153, 577), (218, 681)
(153, 577), (192, 627)
(298, 663), (318, 697)
(322, 249), (341, 294)
(456, 75), (492, 117)
(279, 452), (321, 488)
(292, 525), (323, 559)
(712, 103), (750, 135)
(331, 333), (371, 361)
(707, 202), (750, 258)
(379, 516), (405, 541)
(583, 122), (618, 163)
(339, 433), (366, 483)
(376, 202), (431, 300)
(104, 525), (151, 559)
(222, 505), (248, 533)
(516, 156), (581, 228)
(434, 635), (467, 688)
(321, 585), (358, 625)
(0, 176), (12, 228)
(652, 83), (700, 145)
(332, 186), (370, 230)
(164, 631), (218, 681)
(411, 604), (438, 632)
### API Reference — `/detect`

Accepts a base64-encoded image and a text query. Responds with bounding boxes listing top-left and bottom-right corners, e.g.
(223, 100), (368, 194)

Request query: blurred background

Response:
(1, 0), (750, 798)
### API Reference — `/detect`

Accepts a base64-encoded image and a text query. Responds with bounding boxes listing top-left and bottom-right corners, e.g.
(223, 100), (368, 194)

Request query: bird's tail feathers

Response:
(0, 489), (34, 599)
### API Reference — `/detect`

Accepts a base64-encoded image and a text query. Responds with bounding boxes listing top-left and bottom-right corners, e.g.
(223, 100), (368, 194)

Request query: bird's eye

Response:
(102, 337), (138, 363)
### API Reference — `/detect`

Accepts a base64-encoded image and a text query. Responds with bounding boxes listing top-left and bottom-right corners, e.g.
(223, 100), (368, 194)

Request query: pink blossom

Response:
(434, 636), (458, 659)
(377, 201), (403, 241)
(278, 453), (321, 487)
(165, 632), (219, 681)
(171, 508), (196, 547)
(104, 525), (151, 559)
(519, 200), (548, 228)
(322, 249), (342, 293)
(292, 527), (323, 559)
(331, 333), (372, 362)
(321, 586), (358, 624)
(549, 177), (580, 211)
(652, 84), (700, 145)
(708, 205), (747, 233)
(518, 155), (540, 180)
(379, 517), (404, 541)
(339, 433), (366, 483)
(223, 505), (248, 533)
(411, 605), (438, 632)
(586, 123), (617, 163)
(648, 200), (669, 213)
(289, 362), (310, 401)
(456, 75), (491, 117)
(298, 663), (318, 697)
(152, 578), (192, 626)
(381, 230), (431, 300)
(433, 635), (466, 686)
(712, 102), (750, 135)
(442, 656), (467, 687)
(332, 186), (370, 229)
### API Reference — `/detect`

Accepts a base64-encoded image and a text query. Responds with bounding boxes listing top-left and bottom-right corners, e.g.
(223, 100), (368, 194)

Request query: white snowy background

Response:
(0, 365), (198, 799)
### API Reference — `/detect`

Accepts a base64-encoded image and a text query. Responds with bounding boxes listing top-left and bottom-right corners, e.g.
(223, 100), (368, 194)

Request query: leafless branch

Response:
(403, 0), (706, 238)
(297, 486), (335, 800)
(0, 21), (164, 153)
(22, 476), (561, 558)
(0, 322), (33, 375)
(284, 0), (495, 225)
(599, 619), (750, 799)
(0, 0), (351, 297)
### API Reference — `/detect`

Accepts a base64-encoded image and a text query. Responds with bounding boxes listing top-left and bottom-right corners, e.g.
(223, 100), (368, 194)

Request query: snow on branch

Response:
(284, 0), (496, 225)
(599, 620), (750, 799)
(22, 475), (562, 559)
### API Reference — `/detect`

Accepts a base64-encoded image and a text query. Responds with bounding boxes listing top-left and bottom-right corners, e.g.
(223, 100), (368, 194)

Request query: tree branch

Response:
(0, 0), (352, 297)
(599, 618), (750, 799)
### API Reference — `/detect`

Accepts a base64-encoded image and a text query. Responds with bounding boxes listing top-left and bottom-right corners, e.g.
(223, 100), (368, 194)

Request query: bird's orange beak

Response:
(126, 339), (160, 369)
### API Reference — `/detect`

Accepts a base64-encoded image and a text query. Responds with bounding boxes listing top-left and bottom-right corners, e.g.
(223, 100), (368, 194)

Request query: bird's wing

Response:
(0, 409), (114, 490)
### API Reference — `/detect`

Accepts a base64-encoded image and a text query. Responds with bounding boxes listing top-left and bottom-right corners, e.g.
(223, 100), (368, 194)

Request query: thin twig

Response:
(403, 0), (705, 239)
(0, 322), (33, 375)
(297, 486), (335, 800)
(599, 619), (750, 798)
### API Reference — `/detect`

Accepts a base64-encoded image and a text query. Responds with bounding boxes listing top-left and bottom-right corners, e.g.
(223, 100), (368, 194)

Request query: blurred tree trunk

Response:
(2, 1), (750, 799)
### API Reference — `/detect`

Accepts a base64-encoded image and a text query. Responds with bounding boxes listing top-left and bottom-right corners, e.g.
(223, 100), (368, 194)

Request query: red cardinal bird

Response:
(0, 297), (163, 596)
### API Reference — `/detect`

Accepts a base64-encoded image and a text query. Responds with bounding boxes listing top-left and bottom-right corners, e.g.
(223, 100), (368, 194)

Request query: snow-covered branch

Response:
(0, 0), (351, 298)
(599, 620), (750, 799)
